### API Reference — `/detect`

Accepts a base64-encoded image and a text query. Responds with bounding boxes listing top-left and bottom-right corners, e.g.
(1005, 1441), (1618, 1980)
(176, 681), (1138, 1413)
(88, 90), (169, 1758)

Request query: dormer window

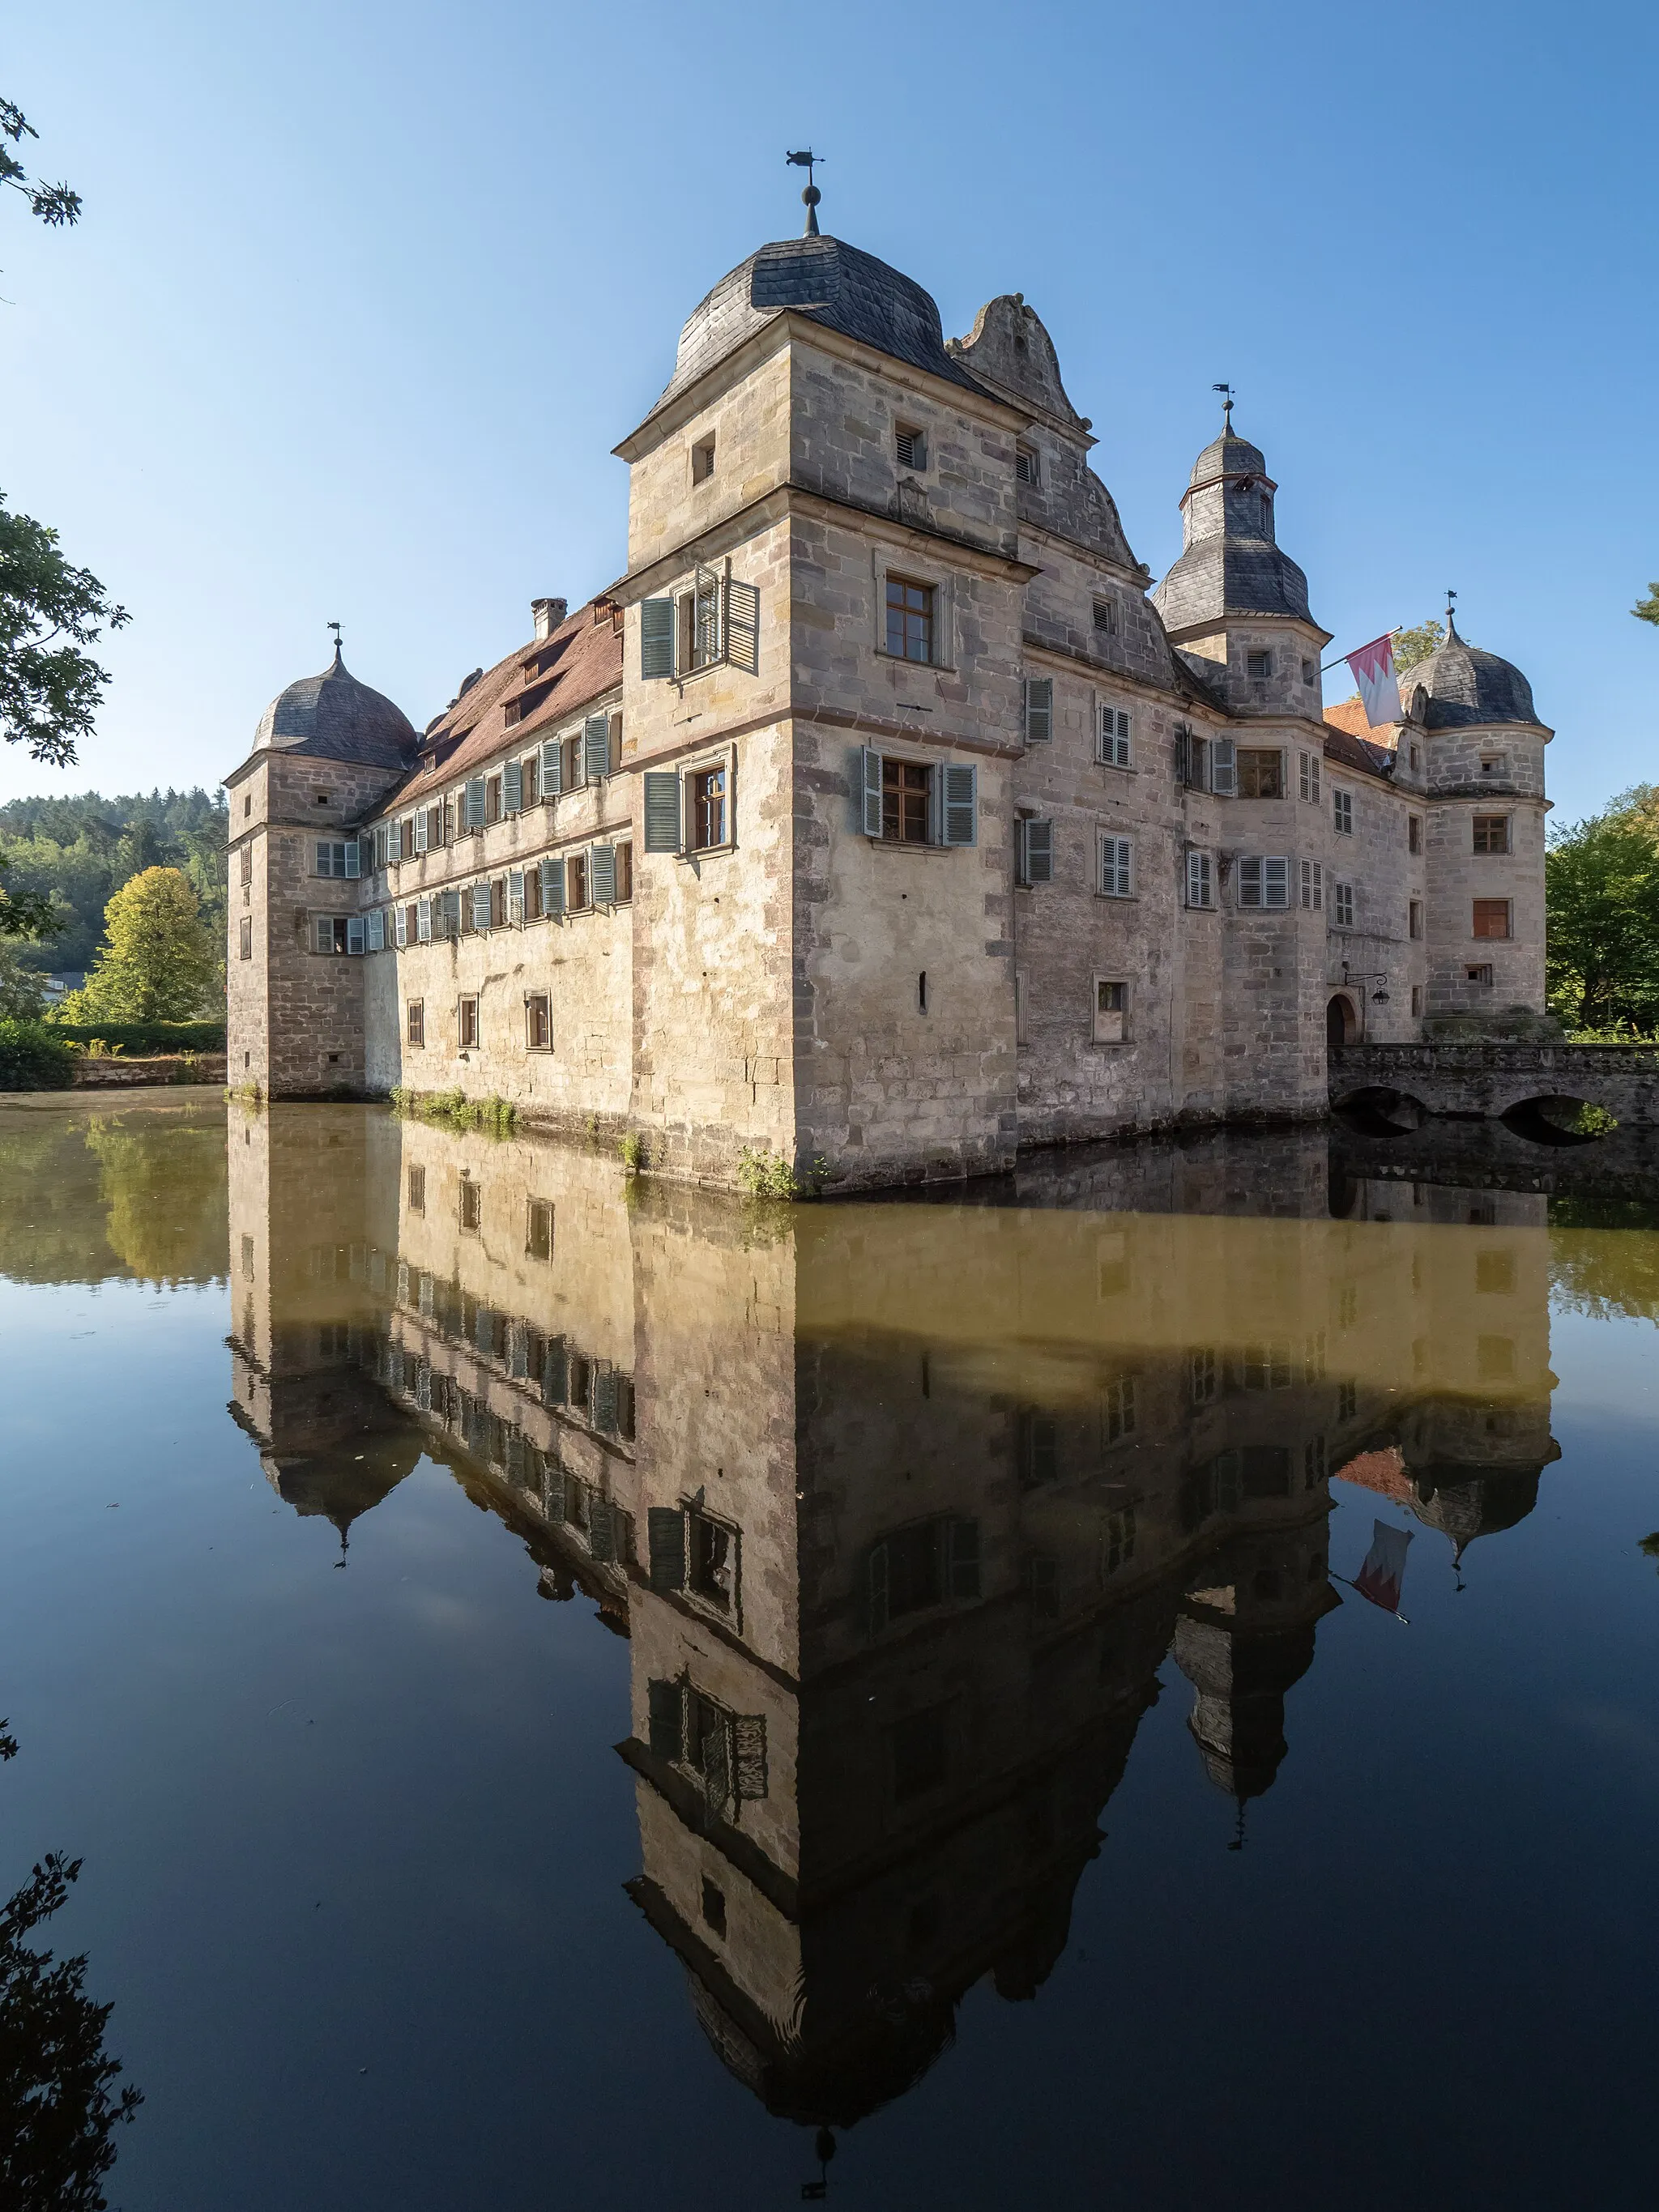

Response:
(1015, 444), (1038, 485)
(895, 424), (928, 471)
(691, 434), (716, 484)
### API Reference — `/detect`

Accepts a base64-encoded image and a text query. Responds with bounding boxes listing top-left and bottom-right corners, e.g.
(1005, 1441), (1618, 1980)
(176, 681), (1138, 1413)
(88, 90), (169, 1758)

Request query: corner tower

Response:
(224, 644), (418, 1097)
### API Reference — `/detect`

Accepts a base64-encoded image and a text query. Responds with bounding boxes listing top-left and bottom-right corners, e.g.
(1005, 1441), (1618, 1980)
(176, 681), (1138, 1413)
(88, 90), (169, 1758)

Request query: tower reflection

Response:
(226, 1106), (1560, 2130)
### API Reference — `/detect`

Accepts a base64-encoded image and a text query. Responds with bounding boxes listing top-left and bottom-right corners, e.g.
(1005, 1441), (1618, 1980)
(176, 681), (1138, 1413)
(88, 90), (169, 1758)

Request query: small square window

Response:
(1473, 815), (1511, 855)
(885, 575), (934, 663)
(1247, 649), (1272, 680)
(1466, 962), (1494, 986)
(526, 1198), (553, 1260)
(525, 992), (552, 1051)
(314, 791), (332, 806)
(1094, 978), (1128, 1042)
(1472, 898), (1511, 940)
(458, 1178), (482, 1232)
(1480, 753), (1507, 776)
(691, 433), (716, 483)
(1093, 597), (1118, 635)
(894, 423), (928, 471)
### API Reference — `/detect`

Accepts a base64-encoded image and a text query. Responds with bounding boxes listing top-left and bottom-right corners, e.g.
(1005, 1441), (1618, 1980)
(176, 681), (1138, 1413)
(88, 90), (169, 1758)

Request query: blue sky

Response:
(2, 0), (1653, 819)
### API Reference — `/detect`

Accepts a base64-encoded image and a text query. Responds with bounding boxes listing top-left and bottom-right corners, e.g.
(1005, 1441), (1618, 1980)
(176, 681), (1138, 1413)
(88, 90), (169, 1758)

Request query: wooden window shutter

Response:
(394, 906), (408, 948)
(540, 857), (565, 916)
(588, 1496), (616, 1562)
(346, 915), (365, 955)
(344, 841), (361, 879)
(941, 763), (977, 846)
(590, 844), (616, 906)
(540, 1335), (569, 1405)
(508, 869), (524, 924)
(1024, 676), (1053, 743)
(1210, 738), (1237, 795)
(648, 1507), (686, 1592)
(648, 1678), (685, 1762)
(388, 819), (403, 863)
(641, 596), (676, 679)
(642, 770), (681, 854)
(1021, 819), (1054, 884)
(503, 759), (522, 812)
(734, 1715), (769, 1800)
(725, 578), (760, 674)
(541, 736), (562, 795)
(947, 1517), (981, 1600)
(471, 880), (492, 931)
(464, 778), (486, 829)
(858, 747), (883, 837)
(582, 715), (610, 783)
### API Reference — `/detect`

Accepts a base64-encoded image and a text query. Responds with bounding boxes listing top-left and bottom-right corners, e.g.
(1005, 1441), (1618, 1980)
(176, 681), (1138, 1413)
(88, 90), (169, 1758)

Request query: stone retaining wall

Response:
(70, 1054), (228, 1089)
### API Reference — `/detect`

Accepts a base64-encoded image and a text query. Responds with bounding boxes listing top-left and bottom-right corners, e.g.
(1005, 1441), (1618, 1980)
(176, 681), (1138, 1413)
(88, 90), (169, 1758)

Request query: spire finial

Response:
(785, 148), (824, 237)
(1213, 381), (1235, 432)
(326, 619), (343, 667)
(1444, 588), (1459, 641)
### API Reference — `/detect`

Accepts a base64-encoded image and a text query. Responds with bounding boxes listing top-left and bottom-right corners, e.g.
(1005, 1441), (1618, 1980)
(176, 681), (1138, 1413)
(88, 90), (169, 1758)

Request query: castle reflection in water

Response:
(226, 1106), (1558, 2129)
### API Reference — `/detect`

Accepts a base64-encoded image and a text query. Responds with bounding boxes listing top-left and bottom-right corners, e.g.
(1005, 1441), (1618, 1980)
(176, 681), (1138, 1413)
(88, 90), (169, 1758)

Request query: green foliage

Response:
(0, 1717), (143, 2211)
(59, 868), (219, 1025)
(1641, 1533), (1659, 1570)
(618, 1132), (645, 1173)
(1633, 584), (1659, 628)
(0, 791), (227, 978)
(390, 1087), (517, 1137)
(0, 1017), (74, 1090)
(0, 97), (82, 236)
(736, 1146), (827, 1199)
(47, 1020), (224, 1054)
(0, 493), (129, 769)
(0, 940), (48, 1019)
(1545, 787), (1659, 1032)
(1392, 618), (1445, 674)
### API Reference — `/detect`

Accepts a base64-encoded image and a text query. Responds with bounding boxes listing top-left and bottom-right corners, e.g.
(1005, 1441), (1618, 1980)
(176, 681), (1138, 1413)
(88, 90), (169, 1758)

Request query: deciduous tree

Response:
(1545, 787), (1659, 1032)
(60, 867), (219, 1025)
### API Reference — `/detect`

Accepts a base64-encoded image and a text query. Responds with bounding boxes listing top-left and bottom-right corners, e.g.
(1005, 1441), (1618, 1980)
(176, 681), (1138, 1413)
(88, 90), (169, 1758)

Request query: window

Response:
(470, 881), (492, 932)
(314, 790), (332, 807)
(1333, 881), (1355, 928)
(700, 1878), (726, 1937)
(1094, 978), (1128, 1042)
(407, 1166), (424, 1213)
(1409, 813), (1422, 854)
(1185, 850), (1213, 909)
(1476, 1251), (1515, 1296)
(242, 795), (251, 818)
(1477, 1335), (1515, 1381)
(1410, 899), (1423, 940)
(394, 904), (408, 948)
(489, 876), (507, 929)
(1466, 962), (1494, 986)
(614, 842), (633, 903)
(1014, 443), (1038, 484)
(1099, 834), (1133, 898)
(239, 917), (253, 959)
(1333, 790), (1354, 834)
(1247, 649), (1272, 679)
(416, 895), (432, 944)
(1023, 676), (1053, 743)
(690, 765), (727, 851)
(885, 575), (934, 663)
(1098, 705), (1132, 767)
(314, 840), (359, 879)
(867, 1517), (979, 1634)
(1299, 749), (1321, 803)
(1189, 1349), (1218, 1404)
(1238, 855), (1290, 908)
(486, 775), (502, 825)
(525, 992), (551, 1051)
(1473, 815), (1511, 855)
(641, 570), (758, 680)
(521, 755), (539, 808)
(566, 850), (590, 910)
(1411, 984), (1423, 1016)
(1473, 898), (1512, 940)
(1237, 749), (1284, 799)
(463, 778), (486, 831)
(1016, 817), (1053, 885)
(1299, 859), (1323, 910)
(1410, 743), (1422, 771)
(312, 916), (363, 954)
(239, 843), (253, 887)
(859, 749), (975, 846)
(367, 907), (385, 951)
(894, 423), (927, 470)
(526, 1198), (554, 1259)
(1093, 596), (1118, 635)
(1302, 658), (1316, 684)
(688, 1507), (736, 1613)
(691, 433), (715, 483)
(458, 995), (479, 1048)
(458, 1178), (481, 1232)
(1479, 753), (1507, 777)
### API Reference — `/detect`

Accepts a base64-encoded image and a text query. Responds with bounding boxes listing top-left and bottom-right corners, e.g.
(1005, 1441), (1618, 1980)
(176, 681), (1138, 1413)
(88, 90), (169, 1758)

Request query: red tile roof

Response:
(1320, 699), (1397, 783)
(386, 601), (623, 811)
(1333, 1446), (1413, 1503)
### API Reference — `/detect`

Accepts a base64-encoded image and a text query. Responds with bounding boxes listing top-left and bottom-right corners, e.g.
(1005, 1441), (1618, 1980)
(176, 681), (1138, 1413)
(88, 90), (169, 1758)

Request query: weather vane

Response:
(327, 620), (343, 655)
(785, 148), (825, 237)
(1212, 381), (1235, 429)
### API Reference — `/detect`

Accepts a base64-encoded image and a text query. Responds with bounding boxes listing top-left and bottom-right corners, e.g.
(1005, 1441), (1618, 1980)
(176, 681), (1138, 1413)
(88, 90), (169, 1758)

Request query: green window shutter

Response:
(471, 880), (492, 931)
(642, 770), (681, 854)
(648, 1507), (686, 1592)
(1210, 737), (1237, 795)
(413, 812), (429, 856)
(858, 746), (883, 837)
(503, 760), (522, 812)
(465, 778), (486, 829)
(474, 1302), (493, 1354)
(641, 596), (676, 679)
(540, 1334), (569, 1404)
(1021, 819), (1053, 884)
(591, 1363), (619, 1432)
(725, 578), (760, 673)
(588, 1495), (616, 1562)
(1024, 676), (1053, 743)
(648, 1678), (685, 1762)
(366, 907), (384, 951)
(443, 889), (462, 936)
(541, 737), (562, 795)
(346, 915), (365, 954)
(941, 762), (977, 846)
(947, 1517), (981, 1600)
(583, 714), (610, 782)
(866, 1543), (889, 1636)
(702, 1711), (731, 1818)
(508, 869), (524, 924)
(539, 857), (565, 917)
(591, 844), (616, 906)
(734, 1714), (769, 1799)
(351, 838), (367, 877)
(544, 1464), (567, 1523)
(508, 1322), (529, 1379)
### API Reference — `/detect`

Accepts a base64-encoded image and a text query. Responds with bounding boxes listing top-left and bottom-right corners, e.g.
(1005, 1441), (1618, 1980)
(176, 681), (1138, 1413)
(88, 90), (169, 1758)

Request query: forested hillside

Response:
(0, 788), (228, 974)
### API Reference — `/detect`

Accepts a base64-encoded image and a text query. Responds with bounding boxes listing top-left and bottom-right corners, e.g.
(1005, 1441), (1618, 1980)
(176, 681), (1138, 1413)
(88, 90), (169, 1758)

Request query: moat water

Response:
(2, 1094), (1657, 2211)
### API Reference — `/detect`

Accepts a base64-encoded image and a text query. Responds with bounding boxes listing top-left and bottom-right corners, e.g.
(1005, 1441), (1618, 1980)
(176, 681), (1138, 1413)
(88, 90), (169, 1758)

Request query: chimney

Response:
(531, 597), (567, 641)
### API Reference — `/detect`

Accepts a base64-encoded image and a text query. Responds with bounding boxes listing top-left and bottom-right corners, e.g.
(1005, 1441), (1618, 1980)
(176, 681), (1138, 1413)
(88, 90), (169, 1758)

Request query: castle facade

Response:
(224, 219), (1551, 1190)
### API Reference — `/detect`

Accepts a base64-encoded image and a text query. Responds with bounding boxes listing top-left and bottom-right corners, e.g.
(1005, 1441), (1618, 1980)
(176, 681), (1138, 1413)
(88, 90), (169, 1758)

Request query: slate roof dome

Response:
(1403, 620), (1542, 730)
(658, 232), (985, 409)
(1188, 425), (1268, 486)
(252, 645), (418, 767)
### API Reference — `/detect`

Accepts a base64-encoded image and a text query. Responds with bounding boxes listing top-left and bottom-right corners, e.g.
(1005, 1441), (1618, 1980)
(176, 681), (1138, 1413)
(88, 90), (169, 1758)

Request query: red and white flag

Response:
(1354, 1519), (1413, 1613)
(1346, 633), (1402, 727)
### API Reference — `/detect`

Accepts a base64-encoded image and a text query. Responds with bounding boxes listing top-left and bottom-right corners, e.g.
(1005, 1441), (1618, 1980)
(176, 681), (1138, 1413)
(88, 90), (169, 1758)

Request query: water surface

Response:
(2, 1095), (1657, 2210)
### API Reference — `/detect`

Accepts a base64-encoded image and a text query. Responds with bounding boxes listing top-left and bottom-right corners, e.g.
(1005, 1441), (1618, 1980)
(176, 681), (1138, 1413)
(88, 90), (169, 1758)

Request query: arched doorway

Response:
(1326, 994), (1358, 1046)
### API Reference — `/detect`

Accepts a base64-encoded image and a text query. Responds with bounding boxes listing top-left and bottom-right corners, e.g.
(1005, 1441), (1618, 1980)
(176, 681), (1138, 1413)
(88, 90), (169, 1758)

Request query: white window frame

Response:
(1097, 704), (1132, 769)
(1098, 833), (1133, 899)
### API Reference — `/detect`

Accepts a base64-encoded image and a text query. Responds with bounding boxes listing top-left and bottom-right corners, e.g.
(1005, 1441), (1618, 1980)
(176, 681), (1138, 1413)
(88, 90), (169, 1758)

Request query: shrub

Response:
(0, 1018), (76, 1091)
(737, 1145), (803, 1199)
(47, 1020), (224, 1054)
(618, 1132), (645, 1174)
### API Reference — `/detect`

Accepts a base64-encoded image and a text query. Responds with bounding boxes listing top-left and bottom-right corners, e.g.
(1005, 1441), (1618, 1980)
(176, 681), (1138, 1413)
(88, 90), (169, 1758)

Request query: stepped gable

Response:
(387, 600), (624, 810)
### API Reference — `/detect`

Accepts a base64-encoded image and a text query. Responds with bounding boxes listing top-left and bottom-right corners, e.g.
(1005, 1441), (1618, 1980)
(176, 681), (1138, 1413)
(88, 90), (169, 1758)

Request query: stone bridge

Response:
(1329, 1041), (1659, 1126)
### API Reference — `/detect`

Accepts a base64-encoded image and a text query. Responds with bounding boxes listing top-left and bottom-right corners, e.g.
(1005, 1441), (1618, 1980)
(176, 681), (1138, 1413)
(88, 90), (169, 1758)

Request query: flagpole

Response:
(1329, 1570), (1410, 1625)
(1320, 626), (1405, 676)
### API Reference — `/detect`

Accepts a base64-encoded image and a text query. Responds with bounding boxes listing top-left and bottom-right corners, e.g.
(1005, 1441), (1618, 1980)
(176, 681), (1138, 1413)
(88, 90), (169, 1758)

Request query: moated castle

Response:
(224, 212), (1550, 1190)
